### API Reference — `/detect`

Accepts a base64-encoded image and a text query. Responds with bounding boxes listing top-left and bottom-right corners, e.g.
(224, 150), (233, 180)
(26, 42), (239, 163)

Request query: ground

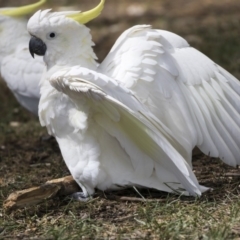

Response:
(1, 0), (240, 239)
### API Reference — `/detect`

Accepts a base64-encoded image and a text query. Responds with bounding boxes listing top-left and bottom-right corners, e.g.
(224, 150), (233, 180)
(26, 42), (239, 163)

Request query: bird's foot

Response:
(70, 191), (90, 202)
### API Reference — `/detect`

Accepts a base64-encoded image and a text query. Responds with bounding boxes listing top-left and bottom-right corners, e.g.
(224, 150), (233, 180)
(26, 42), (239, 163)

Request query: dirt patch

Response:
(1, 0), (240, 239)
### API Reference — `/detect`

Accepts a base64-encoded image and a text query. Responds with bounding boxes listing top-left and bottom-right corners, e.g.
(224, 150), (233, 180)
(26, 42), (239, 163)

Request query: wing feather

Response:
(1, 45), (44, 114)
(173, 47), (240, 165)
(1, 45), (44, 98)
(100, 25), (240, 166)
(49, 66), (203, 196)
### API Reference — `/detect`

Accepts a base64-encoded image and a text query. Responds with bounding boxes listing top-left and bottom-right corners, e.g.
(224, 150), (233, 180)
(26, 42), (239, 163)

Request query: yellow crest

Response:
(0, 0), (46, 17)
(68, 0), (105, 24)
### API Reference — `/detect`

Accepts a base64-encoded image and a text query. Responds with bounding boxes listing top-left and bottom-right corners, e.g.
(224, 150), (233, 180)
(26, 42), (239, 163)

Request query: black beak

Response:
(29, 36), (47, 58)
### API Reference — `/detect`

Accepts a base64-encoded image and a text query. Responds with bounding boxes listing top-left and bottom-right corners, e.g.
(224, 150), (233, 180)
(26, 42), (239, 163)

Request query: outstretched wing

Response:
(1, 44), (45, 114)
(172, 46), (240, 166)
(49, 66), (204, 196)
(100, 25), (240, 166)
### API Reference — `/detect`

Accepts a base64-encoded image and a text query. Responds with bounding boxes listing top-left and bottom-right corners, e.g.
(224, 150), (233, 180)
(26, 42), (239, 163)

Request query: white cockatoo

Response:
(0, 0), (46, 115)
(27, 0), (240, 200)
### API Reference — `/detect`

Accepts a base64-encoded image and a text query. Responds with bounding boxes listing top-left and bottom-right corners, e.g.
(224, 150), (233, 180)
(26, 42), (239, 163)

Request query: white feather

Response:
(101, 25), (240, 166)
(27, 9), (240, 198)
(0, 13), (44, 115)
(48, 67), (203, 196)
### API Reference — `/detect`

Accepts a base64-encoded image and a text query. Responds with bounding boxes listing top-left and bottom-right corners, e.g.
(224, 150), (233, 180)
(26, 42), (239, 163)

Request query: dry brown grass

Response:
(1, 0), (240, 239)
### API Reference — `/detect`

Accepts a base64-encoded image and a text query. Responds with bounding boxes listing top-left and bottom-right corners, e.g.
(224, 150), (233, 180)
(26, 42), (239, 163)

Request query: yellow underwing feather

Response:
(68, 0), (105, 24)
(0, 0), (46, 17)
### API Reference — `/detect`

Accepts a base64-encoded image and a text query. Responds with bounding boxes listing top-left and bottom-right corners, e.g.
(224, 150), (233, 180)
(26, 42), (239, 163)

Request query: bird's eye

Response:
(47, 32), (56, 39)
(49, 32), (55, 38)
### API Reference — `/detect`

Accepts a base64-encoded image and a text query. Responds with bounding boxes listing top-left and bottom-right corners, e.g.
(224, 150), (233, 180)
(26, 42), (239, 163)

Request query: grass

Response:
(1, 192), (240, 239)
(1, 0), (240, 239)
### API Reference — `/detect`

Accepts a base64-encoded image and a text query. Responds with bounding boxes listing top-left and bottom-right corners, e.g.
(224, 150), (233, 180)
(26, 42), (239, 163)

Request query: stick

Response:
(3, 176), (80, 211)
(3, 146), (202, 211)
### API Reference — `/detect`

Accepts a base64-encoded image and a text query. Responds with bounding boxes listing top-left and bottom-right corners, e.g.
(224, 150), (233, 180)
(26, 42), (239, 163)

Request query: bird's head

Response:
(0, 0), (46, 62)
(27, 0), (105, 69)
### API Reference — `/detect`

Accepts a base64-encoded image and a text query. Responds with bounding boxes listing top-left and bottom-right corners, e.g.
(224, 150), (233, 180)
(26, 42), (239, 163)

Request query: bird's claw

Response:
(70, 191), (90, 202)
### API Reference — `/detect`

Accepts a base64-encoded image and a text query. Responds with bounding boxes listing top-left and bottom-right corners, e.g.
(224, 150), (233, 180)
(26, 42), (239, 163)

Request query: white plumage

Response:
(27, 7), (240, 199)
(0, 9), (44, 115)
(100, 25), (240, 167)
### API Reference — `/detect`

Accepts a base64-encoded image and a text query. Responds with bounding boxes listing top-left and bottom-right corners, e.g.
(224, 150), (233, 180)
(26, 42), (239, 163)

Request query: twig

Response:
(108, 196), (166, 202)
(225, 173), (240, 177)
(3, 176), (80, 211)
(114, 214), (138, 222)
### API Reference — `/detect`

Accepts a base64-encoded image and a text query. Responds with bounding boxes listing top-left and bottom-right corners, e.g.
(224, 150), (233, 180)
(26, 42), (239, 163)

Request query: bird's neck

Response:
(44, 25), (98, 71)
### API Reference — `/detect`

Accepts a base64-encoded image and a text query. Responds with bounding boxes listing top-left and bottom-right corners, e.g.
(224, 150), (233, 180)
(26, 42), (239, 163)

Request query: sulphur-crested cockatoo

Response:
(27, 0), (240, 200)
(0, 0), (46, 115)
